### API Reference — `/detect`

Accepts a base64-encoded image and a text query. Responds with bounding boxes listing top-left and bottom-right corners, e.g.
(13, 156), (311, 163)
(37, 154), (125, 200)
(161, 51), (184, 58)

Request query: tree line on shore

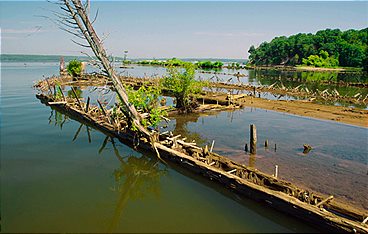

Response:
(247, 28), (368, 70)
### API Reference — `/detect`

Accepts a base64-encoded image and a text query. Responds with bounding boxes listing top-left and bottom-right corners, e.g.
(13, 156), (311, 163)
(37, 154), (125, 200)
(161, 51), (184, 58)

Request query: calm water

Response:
(1, 62), (323, 232)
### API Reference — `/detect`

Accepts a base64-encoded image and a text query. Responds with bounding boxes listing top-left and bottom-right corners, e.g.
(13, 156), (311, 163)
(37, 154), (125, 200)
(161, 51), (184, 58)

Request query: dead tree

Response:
(57, 0), (150, 138)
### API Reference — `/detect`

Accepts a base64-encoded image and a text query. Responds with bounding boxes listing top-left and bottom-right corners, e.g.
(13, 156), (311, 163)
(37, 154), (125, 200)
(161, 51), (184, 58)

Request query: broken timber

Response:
(36, 92), (367, 233)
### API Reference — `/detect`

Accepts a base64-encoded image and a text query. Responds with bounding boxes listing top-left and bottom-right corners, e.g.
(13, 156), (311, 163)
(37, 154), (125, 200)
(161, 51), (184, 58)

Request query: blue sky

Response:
(1, 1), (367, 59)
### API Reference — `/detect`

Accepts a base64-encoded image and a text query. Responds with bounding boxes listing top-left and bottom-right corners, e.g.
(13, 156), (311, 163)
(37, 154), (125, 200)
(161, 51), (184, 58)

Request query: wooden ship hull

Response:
(35, 91), (368, 233)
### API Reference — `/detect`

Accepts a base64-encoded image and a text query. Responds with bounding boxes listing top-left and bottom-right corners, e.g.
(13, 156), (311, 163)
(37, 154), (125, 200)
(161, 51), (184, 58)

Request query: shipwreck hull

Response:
(36, 93), (368, 233)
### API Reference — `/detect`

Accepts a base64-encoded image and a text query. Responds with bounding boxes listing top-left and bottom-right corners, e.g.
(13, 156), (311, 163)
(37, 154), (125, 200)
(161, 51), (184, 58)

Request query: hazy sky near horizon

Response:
(0, 1), (367, 59)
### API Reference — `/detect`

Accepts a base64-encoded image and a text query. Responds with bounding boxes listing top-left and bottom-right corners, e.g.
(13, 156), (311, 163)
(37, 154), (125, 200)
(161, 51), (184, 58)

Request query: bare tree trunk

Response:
(62, 0), (150, 137)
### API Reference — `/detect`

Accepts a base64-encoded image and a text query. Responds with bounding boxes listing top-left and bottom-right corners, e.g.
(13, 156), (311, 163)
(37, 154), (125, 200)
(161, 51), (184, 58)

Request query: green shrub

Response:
(67, 59), (82, 77)
(163, 62), (204, 110)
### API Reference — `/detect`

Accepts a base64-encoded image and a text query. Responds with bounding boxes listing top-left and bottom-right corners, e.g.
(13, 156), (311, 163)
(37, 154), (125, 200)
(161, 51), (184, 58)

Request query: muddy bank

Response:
(199, 92), (368, 127)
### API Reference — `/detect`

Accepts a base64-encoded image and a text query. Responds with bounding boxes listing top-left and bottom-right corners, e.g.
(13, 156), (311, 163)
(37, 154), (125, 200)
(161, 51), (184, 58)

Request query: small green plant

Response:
(67, 59), (82, 77)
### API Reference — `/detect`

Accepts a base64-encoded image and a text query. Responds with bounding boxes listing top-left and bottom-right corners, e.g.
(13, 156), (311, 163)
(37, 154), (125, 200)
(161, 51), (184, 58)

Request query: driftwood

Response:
(35, 91), (368, 233)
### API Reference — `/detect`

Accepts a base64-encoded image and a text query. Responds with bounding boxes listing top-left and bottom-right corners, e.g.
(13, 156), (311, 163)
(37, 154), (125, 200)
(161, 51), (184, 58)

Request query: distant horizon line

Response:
(1, 53), (248, 61)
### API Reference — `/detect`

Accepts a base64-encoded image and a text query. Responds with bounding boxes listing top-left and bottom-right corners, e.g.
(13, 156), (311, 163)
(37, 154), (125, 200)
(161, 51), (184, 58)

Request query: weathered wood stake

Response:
(97, 100), (107, 116)
(85, 97), (90, 113)
(265, 139), (269, 148)
(45, 79), (53, 95)
(250, 124), (257, 154)
(58, 86), (65, 101)
(274, 165), (278, 178)
(71, 87), (82, 108)
(210, 140), (215, 152)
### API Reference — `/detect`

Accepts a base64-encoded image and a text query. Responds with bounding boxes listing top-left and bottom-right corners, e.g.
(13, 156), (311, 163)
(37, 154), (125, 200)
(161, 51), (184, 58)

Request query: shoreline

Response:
(199, 93), (368, 128)
(244, 97), (367, 128)
(247, 64), (364, 73)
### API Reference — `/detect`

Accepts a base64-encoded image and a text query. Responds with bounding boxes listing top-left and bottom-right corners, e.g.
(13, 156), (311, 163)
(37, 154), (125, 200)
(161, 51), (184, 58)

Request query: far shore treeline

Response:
(248, 28), (368, 70)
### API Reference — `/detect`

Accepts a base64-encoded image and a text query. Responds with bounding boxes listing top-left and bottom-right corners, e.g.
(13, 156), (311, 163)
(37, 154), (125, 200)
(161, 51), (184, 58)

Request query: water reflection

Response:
(107, 138), (167, 232)
(250, 69), (368, 99)
(170, 113), (208, 146)
(48, 109), (69, 129)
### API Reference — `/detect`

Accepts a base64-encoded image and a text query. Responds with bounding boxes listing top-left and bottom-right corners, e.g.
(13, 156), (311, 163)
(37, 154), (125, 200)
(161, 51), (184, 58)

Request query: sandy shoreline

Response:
(244, 97), (367, 128)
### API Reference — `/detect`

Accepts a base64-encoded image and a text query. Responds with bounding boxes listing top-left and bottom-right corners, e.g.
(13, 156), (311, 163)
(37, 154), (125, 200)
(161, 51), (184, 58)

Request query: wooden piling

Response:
(244, 143), (248, 152)
(265, 139), (269, 148)
(250, 124), (257, 154)
(59, 56), (65, 74)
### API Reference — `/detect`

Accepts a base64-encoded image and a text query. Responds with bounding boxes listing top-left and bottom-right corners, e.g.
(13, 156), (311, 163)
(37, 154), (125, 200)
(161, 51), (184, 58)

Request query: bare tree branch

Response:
(91, 9), (99, 24)
(71, 39), (91, 48)
(58, 0), (151, 138)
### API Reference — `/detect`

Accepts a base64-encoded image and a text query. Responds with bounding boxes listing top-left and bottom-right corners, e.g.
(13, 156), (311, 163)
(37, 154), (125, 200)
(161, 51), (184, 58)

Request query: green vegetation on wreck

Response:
(248, 28), (368, 70)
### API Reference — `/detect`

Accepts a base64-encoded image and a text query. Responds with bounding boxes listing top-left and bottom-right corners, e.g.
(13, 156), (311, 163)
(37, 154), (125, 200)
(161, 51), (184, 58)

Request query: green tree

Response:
(163, 62), (203, 110)
(248, 28), (367, 68)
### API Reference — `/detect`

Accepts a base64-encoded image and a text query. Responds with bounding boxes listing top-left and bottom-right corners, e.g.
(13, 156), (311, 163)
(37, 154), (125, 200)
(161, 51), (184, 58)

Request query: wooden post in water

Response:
(274, 165), (279, 178)
(265, 139), (269, 148)
(250, 124), (257, 154)
(59, 56), (65, 75)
